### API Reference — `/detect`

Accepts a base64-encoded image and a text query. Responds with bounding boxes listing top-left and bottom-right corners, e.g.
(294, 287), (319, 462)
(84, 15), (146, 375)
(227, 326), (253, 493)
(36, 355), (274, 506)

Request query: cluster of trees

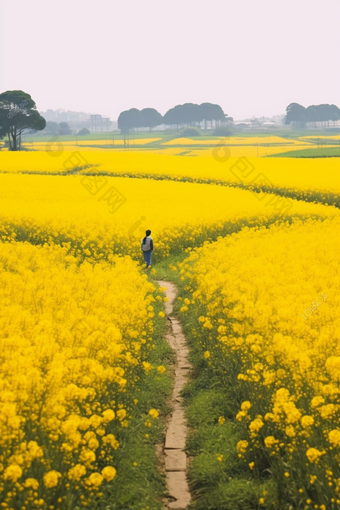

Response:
(44, 122), (90, 136)
(44, 121), (72, 135)
(285, 103), (340, 127)
(118, 103), (231, 133)
(0, 90), (46, 151)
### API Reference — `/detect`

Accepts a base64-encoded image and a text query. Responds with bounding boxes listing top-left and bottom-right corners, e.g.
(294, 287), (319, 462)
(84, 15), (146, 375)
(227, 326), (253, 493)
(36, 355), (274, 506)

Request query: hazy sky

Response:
(1, 0), (339, 120)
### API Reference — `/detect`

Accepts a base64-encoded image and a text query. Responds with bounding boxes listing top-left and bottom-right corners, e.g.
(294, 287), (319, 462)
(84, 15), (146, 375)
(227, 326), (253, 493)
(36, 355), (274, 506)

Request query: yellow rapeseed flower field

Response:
(161, 135), (309, 146)
(1, 145), (340, 508)
(178, 216), (340, 508)
(2, 150), (340, 203)
(0, 240), (164, 508)
(0, 172), (336, 263)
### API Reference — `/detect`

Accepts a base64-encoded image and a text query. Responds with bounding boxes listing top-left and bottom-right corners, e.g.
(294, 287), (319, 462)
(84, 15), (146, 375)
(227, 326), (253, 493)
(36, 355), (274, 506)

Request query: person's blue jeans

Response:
(143, 250), (152, 267)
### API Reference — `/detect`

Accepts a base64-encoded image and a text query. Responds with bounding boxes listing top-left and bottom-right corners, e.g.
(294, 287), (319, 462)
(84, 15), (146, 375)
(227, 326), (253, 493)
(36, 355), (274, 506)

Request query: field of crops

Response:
(178, 217), (340, 508)
(2, 147), (340, 207)
(1, 135), (340, 509)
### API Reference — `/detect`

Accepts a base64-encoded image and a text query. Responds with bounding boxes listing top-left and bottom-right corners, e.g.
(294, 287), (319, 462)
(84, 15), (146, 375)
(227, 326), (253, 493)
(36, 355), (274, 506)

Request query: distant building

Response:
(234, 115), (284, 131)
(90, 115), (112, 132)
(38, 109), (116, 133)
(262, 121), (278, 128)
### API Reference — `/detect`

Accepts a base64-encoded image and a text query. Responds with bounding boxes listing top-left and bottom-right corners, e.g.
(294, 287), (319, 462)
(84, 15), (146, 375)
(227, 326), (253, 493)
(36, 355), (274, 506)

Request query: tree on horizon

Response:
(0, 90), (46, 150)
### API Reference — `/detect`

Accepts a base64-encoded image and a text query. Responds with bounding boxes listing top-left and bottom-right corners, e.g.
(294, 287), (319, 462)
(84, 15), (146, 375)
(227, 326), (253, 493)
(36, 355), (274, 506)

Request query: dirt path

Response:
(156, 280), (192, 510)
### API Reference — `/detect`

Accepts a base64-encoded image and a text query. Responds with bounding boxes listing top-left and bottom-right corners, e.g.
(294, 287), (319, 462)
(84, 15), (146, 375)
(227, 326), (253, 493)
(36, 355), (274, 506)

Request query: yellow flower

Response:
(79, 448), (96, 466)
(157, 365), (166, 374)
(306, 448), (325, 464)
(241, 401), (252, 411)
(23, 478), (39, 490)
(310, 475), (317, 484)
(117, 409), (126, 421)
(86, 472), (103, 486)
(285, 425), (296, 438)
(27, 441), (44, 459)
(264, 436), (279, 449)
(311, 396), (325, 408)
(4, 464), (23, 482)
(249, 417), (264, 436)
(301, 415), (314, 429)
(43, 470), (62, 488)
(68, 464), (86, 481)
(328, 429), (340, 447)
(143, 362), (152, 373)
(149, 409), (159, 418)
(101, 466), (116, 481)
(236, 440), (249, 453)
(218, 416), (225, 425)
(158, 311), (165, 318)
(88, 438), (99, 450)
(102, 434), (119, 450)
(102, 409), (115, 422)
(236, 410), (246, 421)
(89, 414), (102, 428)
(204, 351), (210, 359)
(319, 404), (338, 419)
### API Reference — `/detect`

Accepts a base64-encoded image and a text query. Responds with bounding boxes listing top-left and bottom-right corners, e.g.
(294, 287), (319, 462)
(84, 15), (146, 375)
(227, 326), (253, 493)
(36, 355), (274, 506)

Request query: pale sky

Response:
(1, 0), (339, 121)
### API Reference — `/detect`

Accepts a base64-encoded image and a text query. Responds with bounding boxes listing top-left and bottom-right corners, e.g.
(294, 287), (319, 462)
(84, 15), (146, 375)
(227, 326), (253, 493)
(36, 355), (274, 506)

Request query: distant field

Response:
(270, 147), (340, 158)
(2, 130), (340, 159)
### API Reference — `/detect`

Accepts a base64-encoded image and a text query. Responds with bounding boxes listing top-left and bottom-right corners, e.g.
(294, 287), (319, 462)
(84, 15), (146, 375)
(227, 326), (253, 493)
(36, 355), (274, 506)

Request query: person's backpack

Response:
(142, 236), (151, 251)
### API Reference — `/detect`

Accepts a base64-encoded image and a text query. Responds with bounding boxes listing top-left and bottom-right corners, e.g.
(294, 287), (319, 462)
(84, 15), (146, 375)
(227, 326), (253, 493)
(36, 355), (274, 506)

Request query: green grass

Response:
(268, 147), (340, 158)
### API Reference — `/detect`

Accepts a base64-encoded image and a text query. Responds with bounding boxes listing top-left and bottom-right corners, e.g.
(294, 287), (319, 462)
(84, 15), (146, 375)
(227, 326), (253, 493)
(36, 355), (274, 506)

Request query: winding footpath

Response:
(156, 281), (192, 510)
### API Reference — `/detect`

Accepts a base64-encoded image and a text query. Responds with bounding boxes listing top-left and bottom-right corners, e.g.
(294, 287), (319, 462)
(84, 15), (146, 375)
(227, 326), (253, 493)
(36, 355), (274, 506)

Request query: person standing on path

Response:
(141, 229), (153, 269)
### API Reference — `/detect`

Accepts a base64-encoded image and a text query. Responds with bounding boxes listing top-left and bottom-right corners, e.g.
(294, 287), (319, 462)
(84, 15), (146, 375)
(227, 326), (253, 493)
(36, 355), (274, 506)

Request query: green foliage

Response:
(269, 147), (340, 158)
(285, 102), (340, 126)
(180, 126), (202, 137)
(118, 108), (153, 133)
(140, 108), (163, 130)
(213, 126), (233, 136)
(117, 103), (227, 132)
(0, 90), (46, 151)
(44, 121), (59, 135)
(58, 122), (72, 135)
(78, 127), (91, 135)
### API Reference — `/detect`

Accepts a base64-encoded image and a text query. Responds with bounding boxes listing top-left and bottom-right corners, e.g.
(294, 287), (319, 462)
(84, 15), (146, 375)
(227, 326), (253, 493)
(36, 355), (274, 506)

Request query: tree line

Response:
(2, 90), (340, 152)
(118, 103), (231, 133)
(285, 103), (340, 127)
